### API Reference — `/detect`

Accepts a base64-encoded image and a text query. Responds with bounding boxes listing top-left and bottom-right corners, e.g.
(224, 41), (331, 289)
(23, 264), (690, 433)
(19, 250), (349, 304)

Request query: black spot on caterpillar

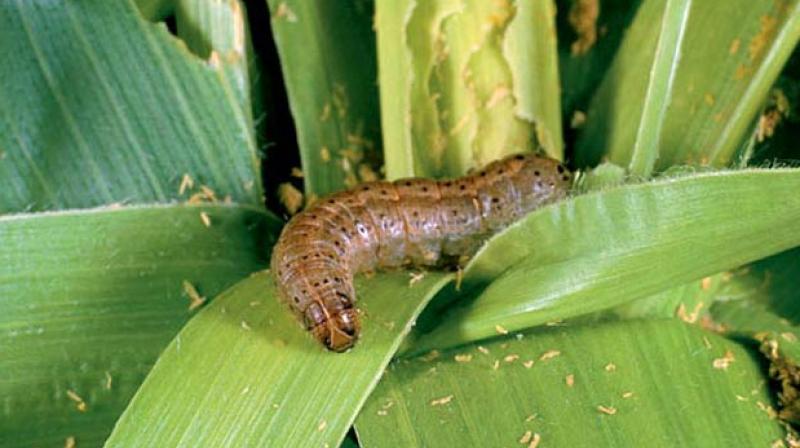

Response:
(270, 153), (572, 351)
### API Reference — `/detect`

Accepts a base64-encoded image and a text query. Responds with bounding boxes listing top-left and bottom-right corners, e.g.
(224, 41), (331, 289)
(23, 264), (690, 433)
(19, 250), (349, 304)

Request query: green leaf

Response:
(500, 0), (563, 158)
(266, 0), (382, 197)
(134, 0), (173, 21)
(0, 1), (262, 212)
(608, 273), (722, 321)
(708, 246), (800, 354)
(358, 320), (784, 447)
(722, 248), (800, 322)
(376, 0), (562, 179)
(715, 299), (800, 360)
(628, 0), (691, 177)
(600, 248), (800, 425)
(624, 247), (800, 330)
(575, 161), (627, 192)
(0, 204), (280, 447)
(412, 169), (800, 352)
(713, 295), (800, 425)
(373, 0), (416, 178)
(174, 0), (257, 127)
(745, 50), (800, 165)
(576, 0), (800, 170)
(104, 271), (451, 447)
(557, 0), (641, 119)
(613, 244), (800, 322)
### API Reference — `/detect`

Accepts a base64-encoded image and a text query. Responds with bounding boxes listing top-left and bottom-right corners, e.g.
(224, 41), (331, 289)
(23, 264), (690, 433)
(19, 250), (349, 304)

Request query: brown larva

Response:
(270, 153), (573, 352)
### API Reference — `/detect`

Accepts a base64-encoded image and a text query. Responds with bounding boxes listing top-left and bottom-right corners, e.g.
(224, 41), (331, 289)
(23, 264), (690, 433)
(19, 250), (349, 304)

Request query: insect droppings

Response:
(597, 405), (617, 415)
(539, 350), (561, 361)
(430, 395), (454, 406)
(66, 390), (87, 412)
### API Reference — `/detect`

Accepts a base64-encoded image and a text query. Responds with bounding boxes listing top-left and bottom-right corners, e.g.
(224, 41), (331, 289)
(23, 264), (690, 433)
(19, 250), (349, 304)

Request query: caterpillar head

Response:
(307, 305), (360, 352)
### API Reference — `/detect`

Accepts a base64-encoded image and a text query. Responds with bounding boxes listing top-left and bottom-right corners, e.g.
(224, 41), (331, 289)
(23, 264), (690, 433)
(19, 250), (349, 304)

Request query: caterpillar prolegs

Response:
(270, 153), (572, 351)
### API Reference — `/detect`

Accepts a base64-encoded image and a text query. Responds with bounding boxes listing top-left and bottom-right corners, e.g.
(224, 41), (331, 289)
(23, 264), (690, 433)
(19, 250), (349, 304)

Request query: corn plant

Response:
(3, 0), (800, 446)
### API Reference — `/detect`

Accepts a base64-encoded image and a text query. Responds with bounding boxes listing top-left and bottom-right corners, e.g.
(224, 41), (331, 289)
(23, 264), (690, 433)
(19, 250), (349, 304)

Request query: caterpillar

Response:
(270, 153), (572, 352)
